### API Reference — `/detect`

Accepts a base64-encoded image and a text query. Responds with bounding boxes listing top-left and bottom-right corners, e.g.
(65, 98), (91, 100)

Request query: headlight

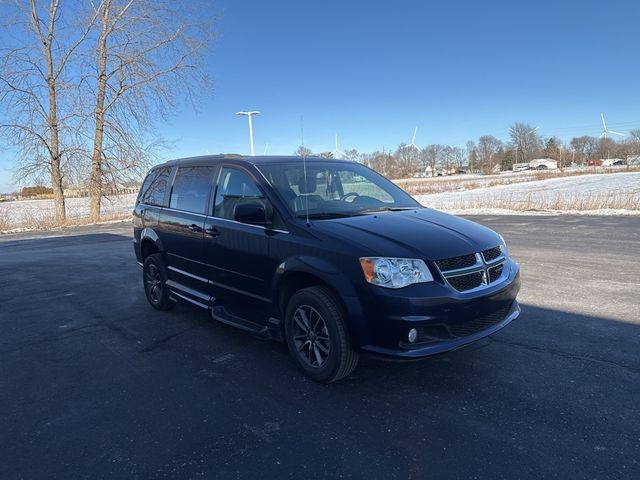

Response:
(359, 257), (434, 289)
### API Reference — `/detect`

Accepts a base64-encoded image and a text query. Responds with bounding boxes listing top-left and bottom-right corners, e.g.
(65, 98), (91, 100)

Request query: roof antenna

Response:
(300, 115), (310, 227)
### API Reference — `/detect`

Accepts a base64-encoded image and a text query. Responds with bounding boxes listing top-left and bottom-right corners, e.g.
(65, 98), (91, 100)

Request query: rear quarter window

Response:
(139, 167), (172, 206)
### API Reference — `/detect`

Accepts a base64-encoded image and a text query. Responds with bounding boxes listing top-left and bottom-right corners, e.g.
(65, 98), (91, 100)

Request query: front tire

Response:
(143, 253), (175, 311)
(285, 286), (359, 383)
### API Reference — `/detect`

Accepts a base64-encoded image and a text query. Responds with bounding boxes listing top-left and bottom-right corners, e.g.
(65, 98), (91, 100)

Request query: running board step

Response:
(210, 306), (270, 338)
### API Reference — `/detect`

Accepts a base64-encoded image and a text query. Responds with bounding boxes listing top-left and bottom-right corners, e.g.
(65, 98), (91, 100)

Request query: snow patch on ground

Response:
(414, 171), (640, 215)
(0, 194), (137, 233)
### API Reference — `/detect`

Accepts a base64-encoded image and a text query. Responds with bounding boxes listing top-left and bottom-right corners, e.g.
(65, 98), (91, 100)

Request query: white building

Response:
(528, 158), (558, 170)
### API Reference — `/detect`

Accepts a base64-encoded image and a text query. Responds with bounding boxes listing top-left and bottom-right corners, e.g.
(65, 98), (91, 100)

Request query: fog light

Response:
(408, 328), (418, 343)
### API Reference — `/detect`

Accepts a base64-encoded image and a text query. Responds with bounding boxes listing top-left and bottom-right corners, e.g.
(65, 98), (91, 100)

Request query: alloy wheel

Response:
(145, 264), (162, 304)
(292, 305), (331, 368)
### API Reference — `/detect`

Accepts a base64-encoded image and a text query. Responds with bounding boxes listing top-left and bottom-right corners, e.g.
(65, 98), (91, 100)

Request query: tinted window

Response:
(169, 166), (215, 214)
(258, 161), (419, 217)
(214, 168), (266, 220)
(140, 167), (171, 206)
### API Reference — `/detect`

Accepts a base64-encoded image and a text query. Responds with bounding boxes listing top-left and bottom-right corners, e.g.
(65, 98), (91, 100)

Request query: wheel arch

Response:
(271, 256), (367, 346)
(140, 228), (164, 262)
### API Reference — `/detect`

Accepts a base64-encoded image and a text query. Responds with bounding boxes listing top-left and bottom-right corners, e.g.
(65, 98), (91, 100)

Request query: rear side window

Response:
(169, 166), (215, 214)
(139, 167), (171, 206)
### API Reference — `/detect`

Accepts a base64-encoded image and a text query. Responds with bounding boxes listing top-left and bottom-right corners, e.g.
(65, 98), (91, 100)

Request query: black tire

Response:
(142, 253), (175, 311)
(285, 286), (359, 383)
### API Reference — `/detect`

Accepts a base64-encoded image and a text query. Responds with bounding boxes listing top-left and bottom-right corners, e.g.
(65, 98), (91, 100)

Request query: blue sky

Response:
(1, 0), (639, 192)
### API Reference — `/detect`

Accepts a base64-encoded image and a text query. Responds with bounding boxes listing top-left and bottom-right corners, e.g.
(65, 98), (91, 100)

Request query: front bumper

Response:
(360, 299), (520, 359)
(355, 259), (521, 359)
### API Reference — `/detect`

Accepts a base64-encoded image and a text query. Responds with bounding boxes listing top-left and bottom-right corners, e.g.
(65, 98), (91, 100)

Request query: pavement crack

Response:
(492, 338), (640, 375)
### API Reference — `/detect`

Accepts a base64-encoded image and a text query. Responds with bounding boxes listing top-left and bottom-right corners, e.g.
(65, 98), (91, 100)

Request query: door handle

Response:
(188, 224), (202, 232)
(205, 226), (220, 238)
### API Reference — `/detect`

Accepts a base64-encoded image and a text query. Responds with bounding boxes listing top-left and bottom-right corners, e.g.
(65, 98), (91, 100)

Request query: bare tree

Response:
(509, 122), (541, 164)
(394, 145), (418, 178)
(466, 140), (476, 172)
(451, 146), (466, 170)
(439, 146), (465, 173)
(570, 136), (589, 165)
(477, 135), (502, 173)
(85, 0), (213, 221)
(0, 1), (98, 223)
(343, 148), (361, 162)
(368, 151), (397, 178)
(294, 146), (313, 157)
(422, 144), (445, 177)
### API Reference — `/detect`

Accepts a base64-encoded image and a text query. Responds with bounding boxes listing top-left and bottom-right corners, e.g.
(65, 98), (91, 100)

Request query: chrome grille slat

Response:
(435, 254), (478, 272)
(482, 246), (502, 263)
(434, 246), (507, 292)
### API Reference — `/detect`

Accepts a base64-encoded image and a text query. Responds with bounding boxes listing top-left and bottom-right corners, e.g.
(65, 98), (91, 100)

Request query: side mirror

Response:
(234, 202), (271, 226)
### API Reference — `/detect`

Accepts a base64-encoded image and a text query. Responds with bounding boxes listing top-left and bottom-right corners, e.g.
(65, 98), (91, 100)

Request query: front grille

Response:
(435, 254), (477, 272)
(448, 306), (511, 337)
(447, 271), (484, 291)
(434, 246), (507, 293)
(488, 263), (504, 282)
(403, 305), (512, 347)
(482, 246), (502, 262)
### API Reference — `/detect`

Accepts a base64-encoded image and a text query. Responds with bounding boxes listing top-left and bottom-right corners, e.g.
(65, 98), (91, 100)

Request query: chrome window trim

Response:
(207, 215), (290, 234)
(157, 205), (289, 234)
(163, 208), (208, 218)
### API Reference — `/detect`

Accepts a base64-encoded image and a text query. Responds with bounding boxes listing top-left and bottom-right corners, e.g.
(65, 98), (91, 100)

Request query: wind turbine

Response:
(600, 113), (625, 139)
(403, 127), (419, 150)
(332, 134), (345, 159)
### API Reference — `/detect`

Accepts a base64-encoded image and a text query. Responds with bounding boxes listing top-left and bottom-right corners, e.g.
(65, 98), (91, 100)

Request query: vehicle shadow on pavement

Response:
(345, 302), (639, 389)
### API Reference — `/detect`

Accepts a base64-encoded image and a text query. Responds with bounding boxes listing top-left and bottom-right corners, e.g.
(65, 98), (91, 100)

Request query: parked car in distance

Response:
(133, 155), (521, 382)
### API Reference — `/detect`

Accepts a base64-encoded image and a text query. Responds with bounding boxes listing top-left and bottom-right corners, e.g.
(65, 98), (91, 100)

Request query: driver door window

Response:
(214, 168), (266, 220)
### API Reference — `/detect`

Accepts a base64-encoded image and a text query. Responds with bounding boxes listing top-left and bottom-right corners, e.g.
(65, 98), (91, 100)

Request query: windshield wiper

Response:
(296, 212), (356, 219)
(357, 207), (418, 214)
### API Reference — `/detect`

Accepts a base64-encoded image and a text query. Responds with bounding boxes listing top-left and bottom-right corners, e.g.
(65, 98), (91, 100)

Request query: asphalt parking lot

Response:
(1, 216), (639, 479)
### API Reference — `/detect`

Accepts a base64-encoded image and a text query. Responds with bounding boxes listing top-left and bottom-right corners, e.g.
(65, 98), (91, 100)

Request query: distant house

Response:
(628, 156), (640, 165)
(512, 162), (529, 172)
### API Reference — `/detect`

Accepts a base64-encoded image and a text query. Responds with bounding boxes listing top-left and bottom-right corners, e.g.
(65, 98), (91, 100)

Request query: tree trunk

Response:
(48, 82), (65, 224)
(89, 1), (110, 223)
(42, 0), (66, 225)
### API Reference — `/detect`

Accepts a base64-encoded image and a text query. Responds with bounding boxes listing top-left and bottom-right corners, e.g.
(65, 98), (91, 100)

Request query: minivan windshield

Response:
(258, 161), (421, 219)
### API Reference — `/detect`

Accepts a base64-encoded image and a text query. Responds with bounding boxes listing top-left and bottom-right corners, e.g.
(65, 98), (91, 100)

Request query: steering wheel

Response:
(341, 192), (360, 202)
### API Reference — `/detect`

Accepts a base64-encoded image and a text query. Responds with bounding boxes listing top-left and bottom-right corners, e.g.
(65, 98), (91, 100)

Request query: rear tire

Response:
(143, 253), (175, 311)
(285, 286), (359, 383)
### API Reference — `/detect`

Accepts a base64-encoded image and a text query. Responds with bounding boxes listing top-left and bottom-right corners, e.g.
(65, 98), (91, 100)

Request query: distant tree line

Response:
(295, 124), (640, 179)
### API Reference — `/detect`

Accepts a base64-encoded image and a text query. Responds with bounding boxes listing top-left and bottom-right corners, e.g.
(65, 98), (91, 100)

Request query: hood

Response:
(312, 208), (502, 260)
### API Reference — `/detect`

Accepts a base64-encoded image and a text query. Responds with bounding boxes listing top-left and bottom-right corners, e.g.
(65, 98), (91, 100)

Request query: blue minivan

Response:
(133, 155), (521, 382)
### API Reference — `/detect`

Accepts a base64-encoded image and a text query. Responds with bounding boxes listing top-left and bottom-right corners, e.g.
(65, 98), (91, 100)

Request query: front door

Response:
(203, 166), (276, 317)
